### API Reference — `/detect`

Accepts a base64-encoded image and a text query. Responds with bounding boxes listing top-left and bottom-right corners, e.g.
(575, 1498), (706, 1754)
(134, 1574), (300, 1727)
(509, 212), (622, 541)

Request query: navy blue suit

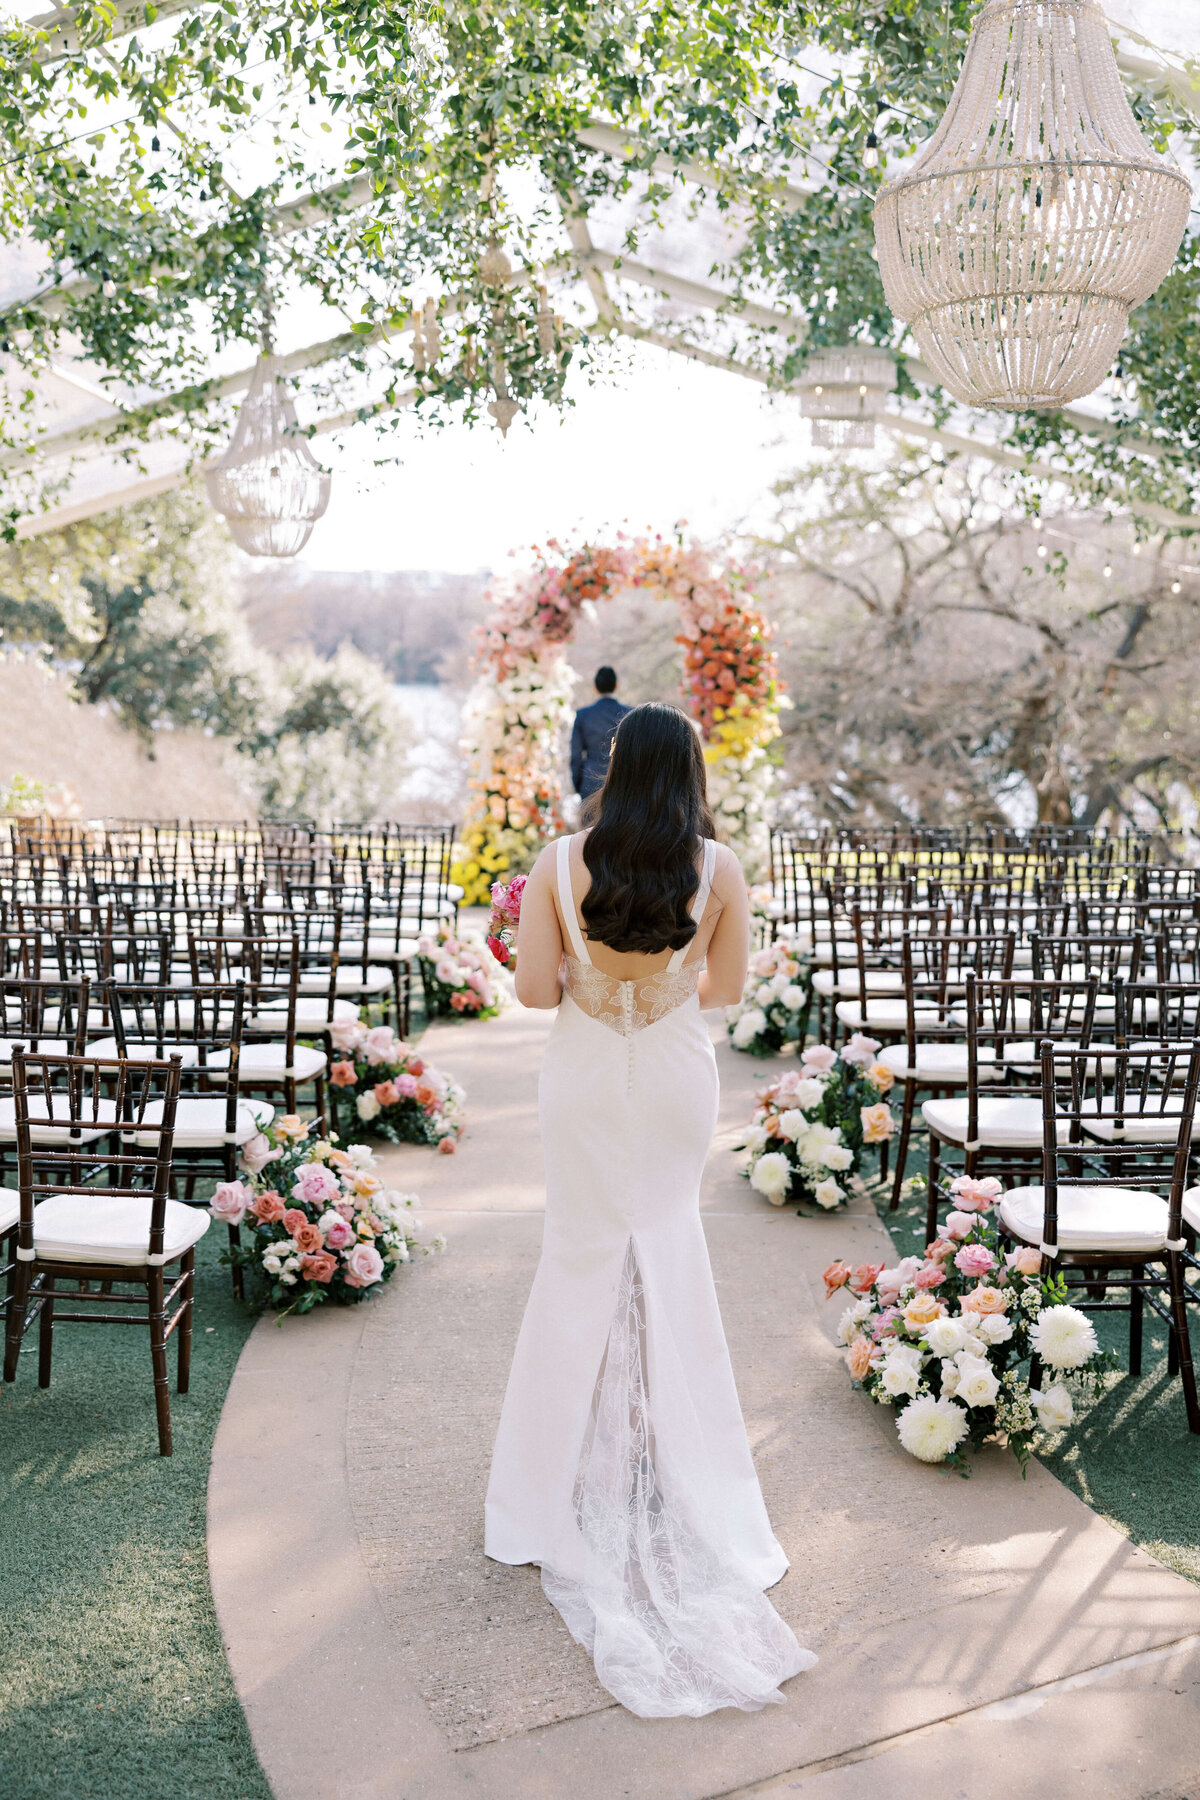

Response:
(570, 694), (631, 798)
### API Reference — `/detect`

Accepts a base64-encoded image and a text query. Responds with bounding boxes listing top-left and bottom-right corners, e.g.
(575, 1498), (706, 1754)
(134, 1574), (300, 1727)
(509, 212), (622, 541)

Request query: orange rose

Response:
(846, 1336), (875, 1381)
(252, 1190), (285, 1224)
(300, 1251), (337, 1284)
(903, 1292), (946, 1333)
(822, 1260), (852, 1297)
(868, 1061), (895, 1093)
(415, 1080), (437, 1107)
(330, 1061), (358, 1088)
(860, 1103), (894, 1145)
(293, 1222), (324, 1255)
(282, 1208), (308, 1237)
(966, 1284), (1010, 1314)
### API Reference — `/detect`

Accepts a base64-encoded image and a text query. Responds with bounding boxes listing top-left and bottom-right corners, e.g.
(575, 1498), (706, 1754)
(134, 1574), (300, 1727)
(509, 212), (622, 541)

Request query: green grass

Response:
(873, 1143), (1200, 1585)
(0, 1224), (273, 1800)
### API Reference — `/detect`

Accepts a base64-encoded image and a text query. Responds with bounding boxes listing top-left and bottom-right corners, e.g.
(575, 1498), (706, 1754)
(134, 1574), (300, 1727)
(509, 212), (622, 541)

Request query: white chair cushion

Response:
(1181, 1187), (1200, 1234)
(212, 1043), (328, 1081)
(0, 1186), (19, 1233)
(0, 1096), (116, 1145)
(922, 1094), (1049, 1149)
(1081, 1097), (1199, 1144)
(0, 1037), (72, 1074)
(812, 969), (904, 998)
(878, 1042), (996, 1084)
(811, 940), (855, 968)
(132, 1097), (274, 1148)
(998, 1184), (1169, 1254)
(299, 967), (393, 996)
(338, 939), (420, 962)
(85, 1038), (201, 1068)
(835, 999), (939, 1030)
(32, 1193), (210, 1266)
(246, 998), (360, 1032)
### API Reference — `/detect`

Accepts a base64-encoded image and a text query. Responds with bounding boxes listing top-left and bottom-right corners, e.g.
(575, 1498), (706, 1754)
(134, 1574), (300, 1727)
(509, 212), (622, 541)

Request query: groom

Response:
(570, 666), (631, 800)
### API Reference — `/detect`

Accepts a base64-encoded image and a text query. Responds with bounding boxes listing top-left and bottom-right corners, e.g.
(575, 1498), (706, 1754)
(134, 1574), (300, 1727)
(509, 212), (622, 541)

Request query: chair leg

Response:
(1166, 1254), (1200, 1433)
(4, 1259), (32, 1382)
(177, 1249), (194, 1394)
(925, 1133), (942, 1245)
(148, 1267), (173, 1456)
(890, 1080), (916, 1212)
(1129, 1264), (1144, 1377)
(38, 1274), (55, 1388)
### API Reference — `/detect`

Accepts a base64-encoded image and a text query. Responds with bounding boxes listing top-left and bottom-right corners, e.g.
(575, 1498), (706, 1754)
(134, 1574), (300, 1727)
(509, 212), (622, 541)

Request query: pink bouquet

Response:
(487, 873), (526, 968)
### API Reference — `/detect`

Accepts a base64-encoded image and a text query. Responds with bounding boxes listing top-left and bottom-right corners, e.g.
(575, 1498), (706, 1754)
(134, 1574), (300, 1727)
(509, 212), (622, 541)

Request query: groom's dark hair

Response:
(582, 703), (715, 955)
(594, 666), (617, 694)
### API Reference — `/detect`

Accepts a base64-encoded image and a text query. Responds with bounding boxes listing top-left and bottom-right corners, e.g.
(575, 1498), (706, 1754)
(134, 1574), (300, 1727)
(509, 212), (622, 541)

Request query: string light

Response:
(862, 130), (879, 169)
(1103, 564), (1113, 578)
(1172, 580), (1182, 594)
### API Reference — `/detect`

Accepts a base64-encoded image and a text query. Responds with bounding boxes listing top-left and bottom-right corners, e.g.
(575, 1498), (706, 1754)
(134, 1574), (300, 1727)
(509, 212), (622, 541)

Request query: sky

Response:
(295, 343), (817, 575)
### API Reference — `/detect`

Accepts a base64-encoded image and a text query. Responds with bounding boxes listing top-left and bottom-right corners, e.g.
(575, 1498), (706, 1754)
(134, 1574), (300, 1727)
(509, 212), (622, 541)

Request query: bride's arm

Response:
(513, 845), (567, 1009)
(697, 844), (750, 1010)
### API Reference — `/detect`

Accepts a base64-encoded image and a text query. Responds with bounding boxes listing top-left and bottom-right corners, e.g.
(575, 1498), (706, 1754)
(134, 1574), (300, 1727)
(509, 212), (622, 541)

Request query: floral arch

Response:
(452, 538), (786, 905)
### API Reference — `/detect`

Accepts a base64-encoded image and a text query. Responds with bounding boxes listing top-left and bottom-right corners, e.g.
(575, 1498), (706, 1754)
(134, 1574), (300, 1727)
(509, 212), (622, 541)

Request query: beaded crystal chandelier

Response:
(873, 0), (1192, 410)
(797, 347), (897, 448)
(205, 354), (331, 556)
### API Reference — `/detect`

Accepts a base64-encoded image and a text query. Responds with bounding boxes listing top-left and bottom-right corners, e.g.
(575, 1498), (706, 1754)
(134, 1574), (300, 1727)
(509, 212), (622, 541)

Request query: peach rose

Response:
(1006, 1245), (1044, 1275)
(822, 1260), (852, 1297)
(282, 1207), (309, 1237)
(902, 1292), (946, 1333)
(275, 1115), (308, 1140)
(850, 1261), (884, 1295)
(252, 1190), (286, 1223)
(415, 1080), (437, 1107)
(868, 1061), (895, 1093)
(846, 1336), (875, 1381)
(438, 1135), (457, 1154)
(925, 1237), (956, 1264)
(300, 1251), (337, 1284)
(293, 1221), (324, 1255)
(966, 1283), (1010, 1314)
(373, 1080), (399, 1106)
(326, 1149), (353, 1170)
(860, 1103), (894, 1145)
(330, 1060), (358, 1088)
(914, 1262), (946, 1290)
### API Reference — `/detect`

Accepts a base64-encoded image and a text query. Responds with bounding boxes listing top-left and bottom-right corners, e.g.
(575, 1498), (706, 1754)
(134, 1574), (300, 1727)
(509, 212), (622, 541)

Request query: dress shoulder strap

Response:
(556, 836), (591, 964)
(666, 838), (718, 972)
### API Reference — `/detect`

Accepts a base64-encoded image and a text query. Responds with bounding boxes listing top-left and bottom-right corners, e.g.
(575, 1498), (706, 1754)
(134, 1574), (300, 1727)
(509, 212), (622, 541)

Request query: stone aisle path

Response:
(209, 1003), (1200, 1800)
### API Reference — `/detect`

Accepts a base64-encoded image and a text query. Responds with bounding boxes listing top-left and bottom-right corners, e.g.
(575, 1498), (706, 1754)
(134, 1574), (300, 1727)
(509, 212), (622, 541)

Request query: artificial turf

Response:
(876, 1154), (1200, 1586)
(0, 1222), (273, 1800)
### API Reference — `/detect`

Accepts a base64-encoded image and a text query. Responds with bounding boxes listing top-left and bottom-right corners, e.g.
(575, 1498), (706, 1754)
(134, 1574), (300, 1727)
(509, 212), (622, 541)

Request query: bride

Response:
(485, 702), (814, 1718)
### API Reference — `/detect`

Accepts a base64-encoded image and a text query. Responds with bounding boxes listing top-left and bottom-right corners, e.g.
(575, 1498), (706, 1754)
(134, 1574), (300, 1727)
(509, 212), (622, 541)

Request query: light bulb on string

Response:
(1172, 581), (1182, 594)
(1103, 564), (1113, 578)
(862, 131), (879, 170)
(1037, 543), (1047, 558)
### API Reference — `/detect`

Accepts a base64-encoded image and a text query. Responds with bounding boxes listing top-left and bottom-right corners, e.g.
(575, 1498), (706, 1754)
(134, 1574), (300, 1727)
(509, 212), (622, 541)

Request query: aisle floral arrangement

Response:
(824, 1175), (1115, 1472)
(452, 536), (786, 903)
(417, 922), (507, 1020)
(725, 934), (812, 1054)
(740, 1036), (894, 1209)
(210, 1122), (445, 1315)
(327, 1020), (465, 1148)
(486, 873), (525, 969)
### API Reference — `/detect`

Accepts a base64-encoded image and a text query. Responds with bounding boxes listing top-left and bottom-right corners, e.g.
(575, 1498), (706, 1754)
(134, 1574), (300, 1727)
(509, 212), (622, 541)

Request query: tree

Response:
(758, 450), (1200, 836)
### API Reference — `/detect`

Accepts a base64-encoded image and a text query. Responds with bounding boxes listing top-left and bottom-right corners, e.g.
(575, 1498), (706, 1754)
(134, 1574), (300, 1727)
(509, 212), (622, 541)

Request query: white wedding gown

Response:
(485, 835), (814, 1718)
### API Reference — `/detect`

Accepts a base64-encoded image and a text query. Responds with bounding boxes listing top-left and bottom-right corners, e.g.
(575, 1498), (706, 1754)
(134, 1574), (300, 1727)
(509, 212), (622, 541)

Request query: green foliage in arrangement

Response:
(0, 0), (1194, 521)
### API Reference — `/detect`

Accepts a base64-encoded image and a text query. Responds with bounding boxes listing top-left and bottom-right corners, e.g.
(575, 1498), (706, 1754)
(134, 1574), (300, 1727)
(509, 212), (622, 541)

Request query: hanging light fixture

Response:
(796, 346), (896, 447)
(205, 353), (331, 557)
(873, 0), (1192, 410)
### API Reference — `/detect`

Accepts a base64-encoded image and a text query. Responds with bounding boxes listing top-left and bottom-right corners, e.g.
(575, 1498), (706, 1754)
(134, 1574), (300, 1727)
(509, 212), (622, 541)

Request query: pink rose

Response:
(875, 1256), (922, 1306)
(373, 1080), (399, 1106)
(300, 1251), (337, 1284)
(925, 1237), (956, 1263)
(1007, 1245), (1044, 1275)
(282, 1207), (308, 1237)
(914, 1262), (946, 1289)
(849, 1261), (884, 1295)
(364, 1025), (397, 1067)
(505, 874), (526, 912)
(486, 935), (509, 964)
(841, 1032), (882, 1068)
(343, 1242), (385, 1288)
(252, 1190), (286, 1224)
(954, 1243), (997, 1278)
(211, 1180), (252, 1226)
(330, 1019), (364, 1053)
(323, 1215), (355, 1250)
(407, 1057), (425, 1076)
(240, 1133), (276, 1175)
(949, 1175), (1004, 1212)
(291, 1163), (341, 1208)
(943, 1210), (977, 1239)
(822, 1260), (852, 1297)
(871, 1306), (901, 1339)
(330, 1060), (358, 1088)
(438, 1135), (457, 1154)
(395, 1072), (418, 1098)
(801, 1044), (838, 1074)
(966, 1283), (1009, 1314)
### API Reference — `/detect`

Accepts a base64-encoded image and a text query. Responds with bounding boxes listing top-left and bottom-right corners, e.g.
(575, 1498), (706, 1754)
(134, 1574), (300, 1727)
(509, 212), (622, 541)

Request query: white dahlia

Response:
(897, 1395), (970, 1464)
(1030, 1305), (1099, 1370)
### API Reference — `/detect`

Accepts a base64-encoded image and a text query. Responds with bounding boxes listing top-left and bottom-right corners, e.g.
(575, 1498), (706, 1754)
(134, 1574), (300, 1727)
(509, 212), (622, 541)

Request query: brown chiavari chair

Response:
(188, 931), (328, 1125)
(996, 1041), (1200, 1431)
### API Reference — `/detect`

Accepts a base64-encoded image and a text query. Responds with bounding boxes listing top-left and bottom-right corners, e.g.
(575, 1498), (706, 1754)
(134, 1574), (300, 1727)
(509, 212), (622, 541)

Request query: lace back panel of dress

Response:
(561, 955), (700, 1037)
(539, 1240), (814, 1718)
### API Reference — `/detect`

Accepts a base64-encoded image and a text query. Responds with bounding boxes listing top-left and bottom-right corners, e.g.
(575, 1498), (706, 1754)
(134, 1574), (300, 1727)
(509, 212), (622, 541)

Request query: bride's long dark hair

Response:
(582, 703), (716, 954)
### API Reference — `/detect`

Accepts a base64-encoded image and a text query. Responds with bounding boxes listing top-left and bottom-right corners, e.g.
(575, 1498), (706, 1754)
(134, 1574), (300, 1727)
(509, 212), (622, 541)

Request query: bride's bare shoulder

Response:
(709, 840), (744, 892)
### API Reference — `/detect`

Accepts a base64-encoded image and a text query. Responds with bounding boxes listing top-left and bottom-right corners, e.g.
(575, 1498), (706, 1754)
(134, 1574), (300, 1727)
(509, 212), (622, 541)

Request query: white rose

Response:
(880, 1357), (921, 1398)
(263, 1252), (282, 1275)
(780, 984), (806, 1012)
(822, 1144), (855, 1172)
(813, 1177), (843, 1209)
(888, 1341), (923, 1370)
(836, 1305), (862, 1345)
(776, 1108), (808, 1142)
(356, 1093), (381, 1122)
(924, 1315), (967, 1358)
(732, 1009), (767, 1048)
(956, 1355), (1000, 1408)
(793, 1077), (826, 1110)
(939, 1358), (961, 1397)
(975, 1313), (1014, 1345)
(1032, 1383), (1075, 1432)
(749, 1152), (792, 1203)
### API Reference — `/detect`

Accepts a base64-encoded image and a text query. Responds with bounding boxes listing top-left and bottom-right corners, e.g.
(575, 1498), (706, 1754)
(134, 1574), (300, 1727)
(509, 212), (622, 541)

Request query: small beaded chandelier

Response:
(873, 0), (1192, 411)
(205, 354), (331, 557)
(797, 347), (897, 448)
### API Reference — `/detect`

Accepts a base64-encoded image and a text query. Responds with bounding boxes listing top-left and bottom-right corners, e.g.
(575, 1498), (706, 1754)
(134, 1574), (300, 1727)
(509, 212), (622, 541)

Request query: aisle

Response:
(208, 1003), (1200, 1800)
